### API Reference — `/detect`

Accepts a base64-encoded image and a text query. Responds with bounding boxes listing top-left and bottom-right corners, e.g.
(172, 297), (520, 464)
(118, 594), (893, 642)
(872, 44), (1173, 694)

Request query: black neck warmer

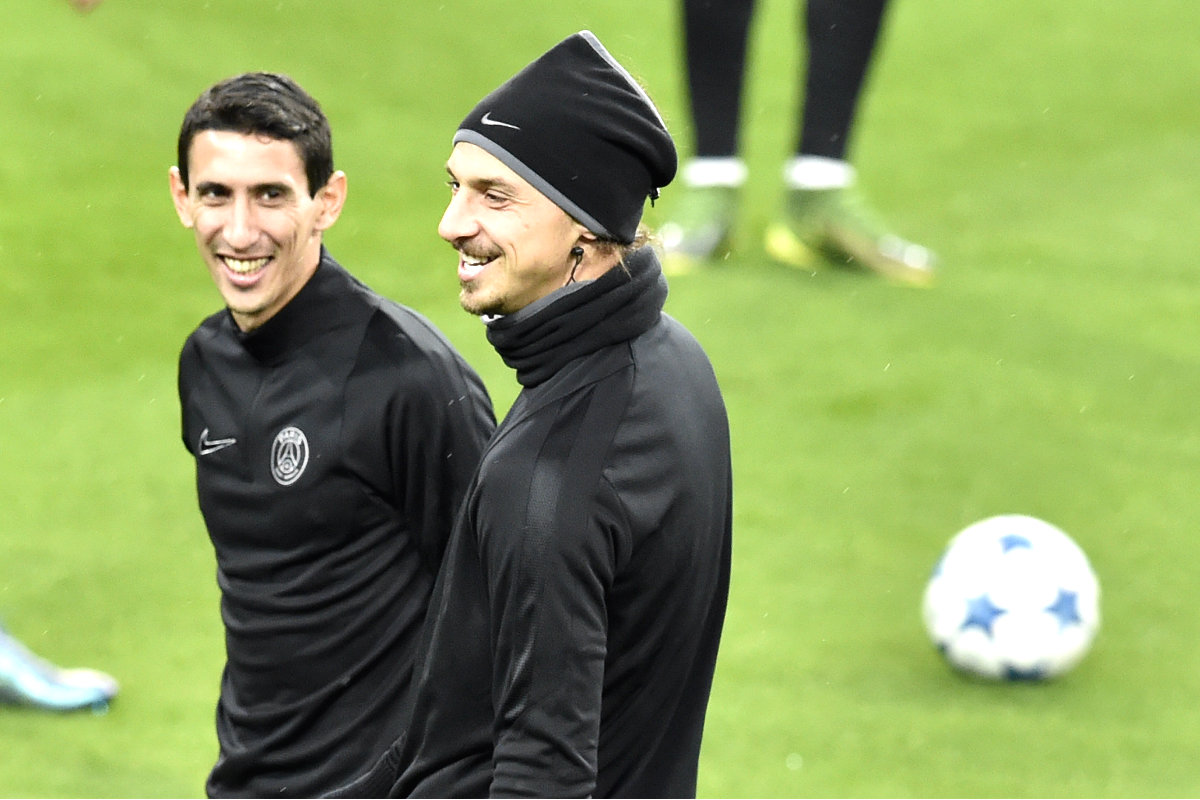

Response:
(485, 246), (668, 387)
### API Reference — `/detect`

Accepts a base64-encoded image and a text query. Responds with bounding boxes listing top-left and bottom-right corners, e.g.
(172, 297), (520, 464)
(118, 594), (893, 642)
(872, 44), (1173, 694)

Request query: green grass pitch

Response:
(1, 0), (1197, 795)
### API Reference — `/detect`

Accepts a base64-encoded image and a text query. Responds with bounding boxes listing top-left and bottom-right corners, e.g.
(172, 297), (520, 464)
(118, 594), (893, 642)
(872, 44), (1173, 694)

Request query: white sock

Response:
(681, 157), (749, 188)
(783, 156), (855, 191)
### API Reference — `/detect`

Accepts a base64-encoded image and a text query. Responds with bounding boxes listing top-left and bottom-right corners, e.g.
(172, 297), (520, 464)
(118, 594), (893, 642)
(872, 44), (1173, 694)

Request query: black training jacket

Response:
(351, 246), (732, 799)
(178, 250), (495, 798)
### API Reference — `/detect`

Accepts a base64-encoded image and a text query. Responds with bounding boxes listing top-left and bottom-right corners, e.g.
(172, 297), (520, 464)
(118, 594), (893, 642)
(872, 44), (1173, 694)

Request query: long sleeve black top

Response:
(353, 247), (732, 798)
(178, 251), (495, 798)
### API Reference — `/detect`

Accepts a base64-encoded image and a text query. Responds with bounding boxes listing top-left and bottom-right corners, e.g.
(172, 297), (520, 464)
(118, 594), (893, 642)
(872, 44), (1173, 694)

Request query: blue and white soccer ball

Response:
(923, 514), (1101, 681)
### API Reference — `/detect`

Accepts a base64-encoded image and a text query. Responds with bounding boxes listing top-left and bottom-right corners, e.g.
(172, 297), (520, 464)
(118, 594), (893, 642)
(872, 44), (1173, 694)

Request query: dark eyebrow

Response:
(251, 182), (295, 197)
(194, 181), (230, 196)
(193, 181), (294, 197)
(445, 165), (518, 195)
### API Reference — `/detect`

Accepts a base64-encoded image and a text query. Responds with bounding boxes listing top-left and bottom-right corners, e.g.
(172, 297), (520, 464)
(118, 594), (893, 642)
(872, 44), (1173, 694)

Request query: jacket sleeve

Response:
(481, 399), (632, 797)
(177, 335), (198, 455)
(381, 342), (496, 571)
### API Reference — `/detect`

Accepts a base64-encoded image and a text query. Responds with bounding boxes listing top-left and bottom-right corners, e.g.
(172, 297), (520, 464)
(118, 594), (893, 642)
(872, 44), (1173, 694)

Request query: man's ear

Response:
(573, 226), (599, 246)
(313, 170), (348, 232)
(168, 166), (194, 229)
(568, 226), (601, 259)
(570, 228), (622, 282)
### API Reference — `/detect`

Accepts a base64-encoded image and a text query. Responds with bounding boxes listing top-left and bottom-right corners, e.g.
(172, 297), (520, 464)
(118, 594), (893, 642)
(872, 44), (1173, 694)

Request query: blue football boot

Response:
(0, 625), (118, 712)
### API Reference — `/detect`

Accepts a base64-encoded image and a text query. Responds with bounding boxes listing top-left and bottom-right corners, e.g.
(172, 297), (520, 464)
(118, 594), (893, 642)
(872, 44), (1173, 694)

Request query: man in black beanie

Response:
(338, 30), (732, 799)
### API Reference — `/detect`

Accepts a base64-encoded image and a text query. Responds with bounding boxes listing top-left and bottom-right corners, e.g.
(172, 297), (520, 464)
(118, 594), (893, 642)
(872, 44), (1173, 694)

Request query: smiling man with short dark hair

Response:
(169, 72), (495, 798)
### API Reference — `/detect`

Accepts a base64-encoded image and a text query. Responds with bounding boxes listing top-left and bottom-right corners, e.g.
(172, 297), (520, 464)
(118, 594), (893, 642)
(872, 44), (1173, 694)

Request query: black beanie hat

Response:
(454, 30), (677, 244)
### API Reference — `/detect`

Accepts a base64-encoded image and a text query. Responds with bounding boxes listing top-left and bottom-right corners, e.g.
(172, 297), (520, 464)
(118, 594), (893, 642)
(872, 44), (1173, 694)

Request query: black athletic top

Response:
(178, 250), (495, 798)
(346, 247), (732, 798)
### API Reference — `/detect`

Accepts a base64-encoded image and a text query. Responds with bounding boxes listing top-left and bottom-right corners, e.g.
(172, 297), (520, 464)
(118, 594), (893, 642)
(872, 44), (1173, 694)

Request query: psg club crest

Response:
(271, 426), (309, 486)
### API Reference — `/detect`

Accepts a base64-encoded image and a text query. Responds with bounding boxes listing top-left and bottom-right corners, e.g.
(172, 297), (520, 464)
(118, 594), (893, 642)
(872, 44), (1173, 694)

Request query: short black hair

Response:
(176, 72), (333, 197)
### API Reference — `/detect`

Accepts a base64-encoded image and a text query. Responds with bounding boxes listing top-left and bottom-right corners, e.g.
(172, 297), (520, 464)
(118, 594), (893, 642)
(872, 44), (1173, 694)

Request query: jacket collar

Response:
(233, 247), (349, 365)
(485, 246), (668, 387)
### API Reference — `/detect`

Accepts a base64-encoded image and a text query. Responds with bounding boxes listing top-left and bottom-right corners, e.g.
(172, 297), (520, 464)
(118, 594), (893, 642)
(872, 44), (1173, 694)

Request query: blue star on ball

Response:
(999, 533), (1033, 552)
(1045, 588), (1082, 630)
(961, 594), (1007, 637)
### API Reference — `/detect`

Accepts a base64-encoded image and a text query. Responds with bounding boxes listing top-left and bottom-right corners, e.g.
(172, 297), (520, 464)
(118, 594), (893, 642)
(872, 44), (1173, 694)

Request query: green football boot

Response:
(764, 187), (936, 287)
(658, 185), (739, 275)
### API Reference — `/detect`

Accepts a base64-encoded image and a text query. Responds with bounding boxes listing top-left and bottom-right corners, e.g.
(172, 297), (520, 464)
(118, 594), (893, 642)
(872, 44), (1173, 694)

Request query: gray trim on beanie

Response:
(452, 29), (677, 243)
(453, 128), (613, 239)
(576, 31), (669, 133)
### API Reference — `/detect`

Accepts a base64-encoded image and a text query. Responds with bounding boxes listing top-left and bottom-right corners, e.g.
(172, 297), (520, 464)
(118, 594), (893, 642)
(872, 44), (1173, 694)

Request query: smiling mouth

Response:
(221, 256), (270, 276)
(458, 252), (497, 281)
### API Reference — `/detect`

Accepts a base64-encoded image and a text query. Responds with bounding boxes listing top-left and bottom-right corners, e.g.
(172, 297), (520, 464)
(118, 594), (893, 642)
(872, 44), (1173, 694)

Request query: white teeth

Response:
(223, 256), (269, 274)
(459, 253), (496, 280)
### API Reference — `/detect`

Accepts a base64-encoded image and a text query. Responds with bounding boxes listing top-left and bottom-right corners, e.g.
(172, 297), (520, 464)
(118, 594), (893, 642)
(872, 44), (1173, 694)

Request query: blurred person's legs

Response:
(665, 0), (935, 284)
(661, 0), (755, 271)
(766, 0), (935, 284)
